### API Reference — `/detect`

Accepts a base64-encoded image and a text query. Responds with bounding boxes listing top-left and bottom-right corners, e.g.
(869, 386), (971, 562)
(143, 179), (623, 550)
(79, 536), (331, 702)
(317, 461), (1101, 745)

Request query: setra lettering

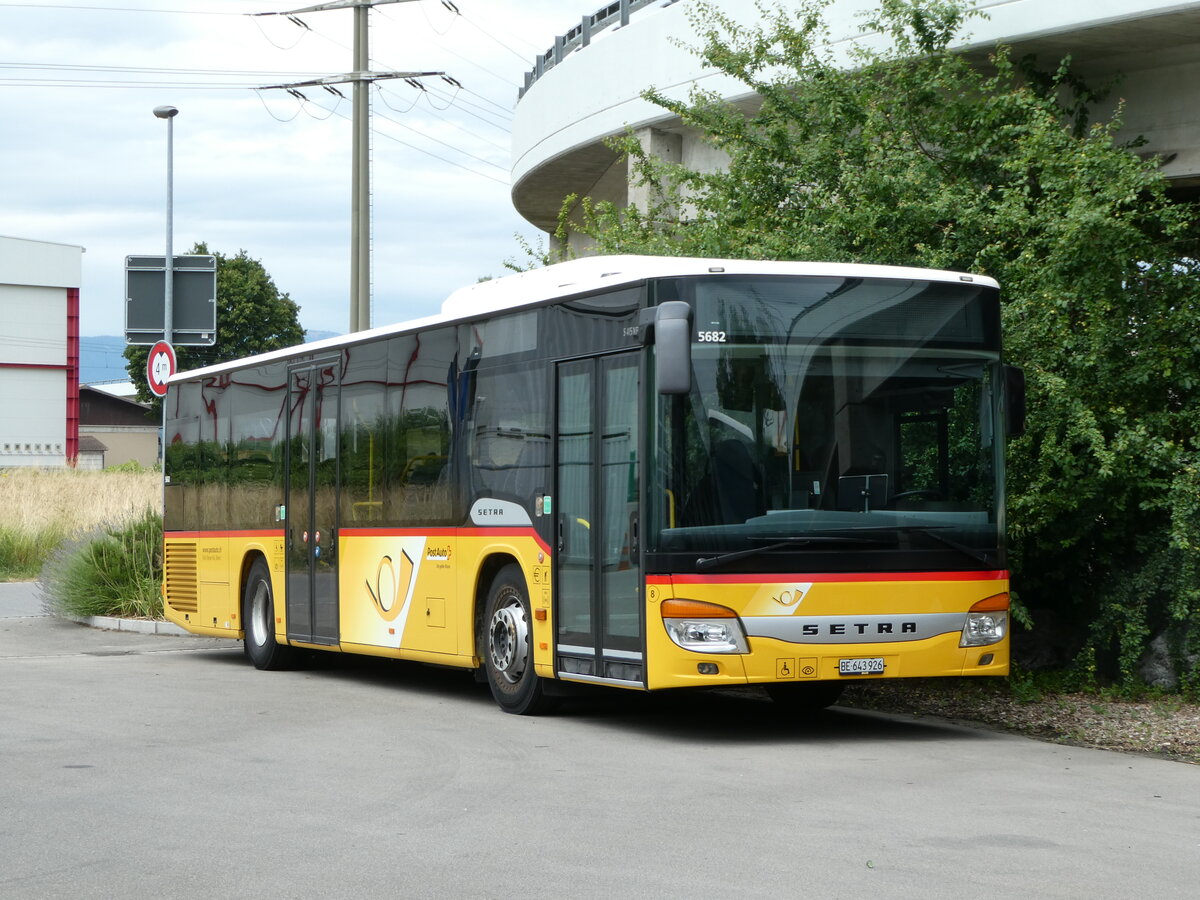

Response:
(799, 621), (918, 636)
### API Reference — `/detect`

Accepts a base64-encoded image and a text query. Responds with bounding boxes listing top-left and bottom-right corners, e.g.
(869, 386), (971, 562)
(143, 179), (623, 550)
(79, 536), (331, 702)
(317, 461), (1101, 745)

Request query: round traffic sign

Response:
(147, 341), (176, 397)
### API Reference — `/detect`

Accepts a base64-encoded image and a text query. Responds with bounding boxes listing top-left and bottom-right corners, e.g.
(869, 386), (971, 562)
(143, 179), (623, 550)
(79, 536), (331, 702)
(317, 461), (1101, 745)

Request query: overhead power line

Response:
(442, 1), (539, 63)
(0, 61), (324, 78)
(0, 3), (238, 14)
(255, 0), (441, 334)
(309, 94), (509, 186)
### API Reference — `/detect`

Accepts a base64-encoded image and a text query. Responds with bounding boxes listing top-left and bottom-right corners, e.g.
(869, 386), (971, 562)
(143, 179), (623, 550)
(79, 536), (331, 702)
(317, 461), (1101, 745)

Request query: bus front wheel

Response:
(242, 558), (295, 670)
(480, 564), (554, 715)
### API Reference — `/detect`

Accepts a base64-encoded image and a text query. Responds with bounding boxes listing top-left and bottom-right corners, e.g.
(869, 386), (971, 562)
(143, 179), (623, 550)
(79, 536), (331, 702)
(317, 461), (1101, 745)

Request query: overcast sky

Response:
(0, 0), (607, 338)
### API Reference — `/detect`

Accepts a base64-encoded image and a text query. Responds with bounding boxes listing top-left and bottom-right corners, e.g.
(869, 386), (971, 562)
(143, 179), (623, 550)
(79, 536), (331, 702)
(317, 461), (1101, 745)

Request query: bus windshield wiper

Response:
(819, 525), (994, 567)
(696, 535), (889, 572)
(898, 526), (995, 567)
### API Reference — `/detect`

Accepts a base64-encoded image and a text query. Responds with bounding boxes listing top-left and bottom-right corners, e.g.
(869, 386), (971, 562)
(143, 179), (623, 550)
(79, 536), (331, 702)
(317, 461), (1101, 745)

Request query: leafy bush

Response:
(557, 0), (1200, 687)
(105, 460), (160, 474)
(41, 510), (163, 619)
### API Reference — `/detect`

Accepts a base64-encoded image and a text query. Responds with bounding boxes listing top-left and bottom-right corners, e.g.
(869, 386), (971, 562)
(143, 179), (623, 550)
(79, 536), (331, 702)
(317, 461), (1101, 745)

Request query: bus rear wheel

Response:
(480, 564), (554, 715)
(243, 558), (295, 670)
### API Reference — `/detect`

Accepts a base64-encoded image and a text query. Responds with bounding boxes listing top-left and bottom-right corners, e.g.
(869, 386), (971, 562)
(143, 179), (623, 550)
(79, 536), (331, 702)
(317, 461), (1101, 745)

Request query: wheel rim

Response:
(488, 592), (529, 684)
(249, 580), (270, 648)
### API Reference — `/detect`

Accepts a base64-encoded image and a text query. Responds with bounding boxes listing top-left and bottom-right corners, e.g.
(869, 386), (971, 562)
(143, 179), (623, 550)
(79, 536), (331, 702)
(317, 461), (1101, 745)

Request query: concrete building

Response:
(511, 0), (1200, 250)
(79, 386), (157, 469)
(0, 235), (84, 468)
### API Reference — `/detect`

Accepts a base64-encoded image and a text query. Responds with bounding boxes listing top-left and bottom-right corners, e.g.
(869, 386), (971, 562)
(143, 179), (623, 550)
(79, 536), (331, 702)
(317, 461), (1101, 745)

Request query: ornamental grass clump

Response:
(40, 509), (164, 620)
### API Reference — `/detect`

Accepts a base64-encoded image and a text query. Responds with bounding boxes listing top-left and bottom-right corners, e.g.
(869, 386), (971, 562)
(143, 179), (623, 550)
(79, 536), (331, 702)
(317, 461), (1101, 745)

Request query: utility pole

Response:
(257, 0), (440, 333)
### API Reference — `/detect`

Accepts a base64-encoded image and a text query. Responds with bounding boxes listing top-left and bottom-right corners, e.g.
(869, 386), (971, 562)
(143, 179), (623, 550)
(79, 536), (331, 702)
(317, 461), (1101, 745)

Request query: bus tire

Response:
(480, 564), (554, 715)
(242, 558), (295, 671)
(765, 682), (844, 712)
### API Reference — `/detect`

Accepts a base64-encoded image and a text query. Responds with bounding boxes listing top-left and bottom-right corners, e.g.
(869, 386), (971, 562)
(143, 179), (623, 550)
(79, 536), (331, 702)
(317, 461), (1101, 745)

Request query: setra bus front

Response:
(639, 267), (1023, 707)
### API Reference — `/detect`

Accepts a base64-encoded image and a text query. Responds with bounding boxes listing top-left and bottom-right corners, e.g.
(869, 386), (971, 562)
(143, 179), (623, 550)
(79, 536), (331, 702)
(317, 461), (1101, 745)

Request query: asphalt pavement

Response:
(0, 580), (43, 618)
(3, 581), (1199, 898)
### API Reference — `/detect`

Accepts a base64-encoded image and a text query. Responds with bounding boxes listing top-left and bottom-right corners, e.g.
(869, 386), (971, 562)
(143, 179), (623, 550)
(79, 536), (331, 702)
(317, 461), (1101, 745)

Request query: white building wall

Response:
(0, 235), (84, 469)
(513, 0), (1200, 231)
(0, 373), (67, 465)
(1, 285), (66, 366)
(0, 234), (84, 291)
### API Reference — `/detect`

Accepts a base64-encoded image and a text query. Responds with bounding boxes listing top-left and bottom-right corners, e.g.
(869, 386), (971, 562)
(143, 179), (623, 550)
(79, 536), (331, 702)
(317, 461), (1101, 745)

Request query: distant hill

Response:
(80, 336), (130, 385)
(79, 332), (342, 385)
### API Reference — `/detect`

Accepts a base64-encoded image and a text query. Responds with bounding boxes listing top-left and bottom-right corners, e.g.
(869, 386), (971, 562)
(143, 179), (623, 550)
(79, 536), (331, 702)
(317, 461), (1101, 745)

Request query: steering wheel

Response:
(888, 489), (943, 503)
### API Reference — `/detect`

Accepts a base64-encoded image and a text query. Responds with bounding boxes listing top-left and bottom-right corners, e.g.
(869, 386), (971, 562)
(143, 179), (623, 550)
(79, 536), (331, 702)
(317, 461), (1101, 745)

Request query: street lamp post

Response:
(153, 105), (178, 346)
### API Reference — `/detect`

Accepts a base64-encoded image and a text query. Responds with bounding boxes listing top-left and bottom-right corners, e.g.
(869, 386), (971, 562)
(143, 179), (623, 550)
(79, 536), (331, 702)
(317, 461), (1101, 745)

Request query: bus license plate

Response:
(839, 657), (885, 675)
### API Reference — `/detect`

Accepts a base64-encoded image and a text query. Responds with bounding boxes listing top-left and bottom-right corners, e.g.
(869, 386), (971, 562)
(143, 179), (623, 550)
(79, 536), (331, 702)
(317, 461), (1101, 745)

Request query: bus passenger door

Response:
(554, 352), (643, 685)
(285, 360), (341, 646)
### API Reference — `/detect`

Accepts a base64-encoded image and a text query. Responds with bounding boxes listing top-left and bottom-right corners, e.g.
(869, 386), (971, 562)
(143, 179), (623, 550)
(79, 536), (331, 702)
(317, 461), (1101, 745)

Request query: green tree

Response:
(558, 0), (1200, 687)
(124, 243), (305, 407)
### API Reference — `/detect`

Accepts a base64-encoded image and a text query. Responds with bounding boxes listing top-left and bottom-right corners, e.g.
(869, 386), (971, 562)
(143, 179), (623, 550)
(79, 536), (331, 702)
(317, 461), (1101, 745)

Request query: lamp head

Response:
(153, 105), (179, 119)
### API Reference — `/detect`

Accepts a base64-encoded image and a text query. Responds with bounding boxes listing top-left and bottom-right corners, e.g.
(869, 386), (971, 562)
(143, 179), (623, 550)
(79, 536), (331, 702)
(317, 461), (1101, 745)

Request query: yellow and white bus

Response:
(162, 255), (1023, 714)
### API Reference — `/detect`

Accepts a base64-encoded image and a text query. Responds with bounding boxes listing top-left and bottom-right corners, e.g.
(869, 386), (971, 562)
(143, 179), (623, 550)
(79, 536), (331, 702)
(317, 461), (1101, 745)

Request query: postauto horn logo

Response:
(365, 550), (414, 622)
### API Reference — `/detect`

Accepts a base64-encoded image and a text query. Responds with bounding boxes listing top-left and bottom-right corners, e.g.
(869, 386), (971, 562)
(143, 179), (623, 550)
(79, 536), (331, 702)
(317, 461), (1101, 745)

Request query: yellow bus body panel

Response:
(163, 533), (284, 640)
(336, 528), (549, 670)
(165, 531), (1007, 692)
(644, 573), (1009, 690)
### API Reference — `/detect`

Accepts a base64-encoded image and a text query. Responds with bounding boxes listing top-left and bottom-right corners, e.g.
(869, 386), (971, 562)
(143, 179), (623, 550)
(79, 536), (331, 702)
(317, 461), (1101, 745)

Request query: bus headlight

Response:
(960, 593), (1009, 647)
(662, 599), (749, 653)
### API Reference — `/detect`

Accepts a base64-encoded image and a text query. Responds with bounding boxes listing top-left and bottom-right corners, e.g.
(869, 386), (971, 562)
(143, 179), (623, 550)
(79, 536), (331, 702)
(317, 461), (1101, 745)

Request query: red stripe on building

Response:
(66, 288), (80, 463)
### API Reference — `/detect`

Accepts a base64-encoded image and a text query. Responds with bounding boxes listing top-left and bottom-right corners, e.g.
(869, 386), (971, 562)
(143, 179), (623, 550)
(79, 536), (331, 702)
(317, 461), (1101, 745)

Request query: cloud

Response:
(0, 0), (601, 337)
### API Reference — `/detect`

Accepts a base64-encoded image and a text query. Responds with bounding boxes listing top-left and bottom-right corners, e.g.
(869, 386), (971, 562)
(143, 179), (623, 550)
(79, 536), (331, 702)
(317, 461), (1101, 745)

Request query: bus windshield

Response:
(647, 275), (1005, 572)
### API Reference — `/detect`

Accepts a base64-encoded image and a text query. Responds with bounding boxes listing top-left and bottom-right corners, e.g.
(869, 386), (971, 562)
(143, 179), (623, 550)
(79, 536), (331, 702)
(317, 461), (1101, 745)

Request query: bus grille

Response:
(165, 542), (199, 613)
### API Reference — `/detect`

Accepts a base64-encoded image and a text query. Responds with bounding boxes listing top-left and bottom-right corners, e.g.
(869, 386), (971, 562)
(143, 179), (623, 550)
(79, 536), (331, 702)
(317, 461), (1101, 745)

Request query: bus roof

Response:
(168, 254), (999, 383)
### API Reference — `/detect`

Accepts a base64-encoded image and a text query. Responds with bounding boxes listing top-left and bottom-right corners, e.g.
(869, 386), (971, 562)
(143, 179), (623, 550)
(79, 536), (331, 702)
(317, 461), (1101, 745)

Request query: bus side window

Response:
(388, 328), (455, 525)
(469, 364), (549, 511)
(339, 343), (388, 524)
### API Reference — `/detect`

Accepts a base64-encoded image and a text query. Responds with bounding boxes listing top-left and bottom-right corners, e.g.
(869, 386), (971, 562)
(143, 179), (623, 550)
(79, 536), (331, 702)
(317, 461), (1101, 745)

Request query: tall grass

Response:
(0, 468), (161, 531)
(0, 523), (70, 580)
(0, 467), (161, 584)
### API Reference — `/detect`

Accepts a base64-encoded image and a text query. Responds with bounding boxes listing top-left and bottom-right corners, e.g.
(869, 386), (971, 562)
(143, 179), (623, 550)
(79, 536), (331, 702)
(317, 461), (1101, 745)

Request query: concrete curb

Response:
(66, 615), (193, 637)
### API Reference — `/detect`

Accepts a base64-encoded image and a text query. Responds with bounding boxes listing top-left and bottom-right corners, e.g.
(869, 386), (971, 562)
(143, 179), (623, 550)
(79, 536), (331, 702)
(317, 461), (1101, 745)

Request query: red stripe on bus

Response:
(165, 530), (285, 539)
(649, 570), (1009, 585)
(166, 525), (548, 553)
(339, 526), (553, 556)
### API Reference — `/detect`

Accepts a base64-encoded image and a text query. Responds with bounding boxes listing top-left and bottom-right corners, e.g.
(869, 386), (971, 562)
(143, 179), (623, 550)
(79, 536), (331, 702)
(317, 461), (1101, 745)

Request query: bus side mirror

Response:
(654, 301), (692, 395)
(1004, 364), (1026, 438)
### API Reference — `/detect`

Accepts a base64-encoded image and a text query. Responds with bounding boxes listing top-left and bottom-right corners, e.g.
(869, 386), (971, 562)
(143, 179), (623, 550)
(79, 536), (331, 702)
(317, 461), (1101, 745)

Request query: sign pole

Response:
(153, 105), (179, 469)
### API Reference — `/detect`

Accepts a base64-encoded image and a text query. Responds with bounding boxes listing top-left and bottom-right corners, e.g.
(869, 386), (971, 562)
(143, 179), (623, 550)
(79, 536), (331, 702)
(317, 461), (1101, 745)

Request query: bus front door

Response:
(555, 352), (644, 686)
(285, 360), (341, 646)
